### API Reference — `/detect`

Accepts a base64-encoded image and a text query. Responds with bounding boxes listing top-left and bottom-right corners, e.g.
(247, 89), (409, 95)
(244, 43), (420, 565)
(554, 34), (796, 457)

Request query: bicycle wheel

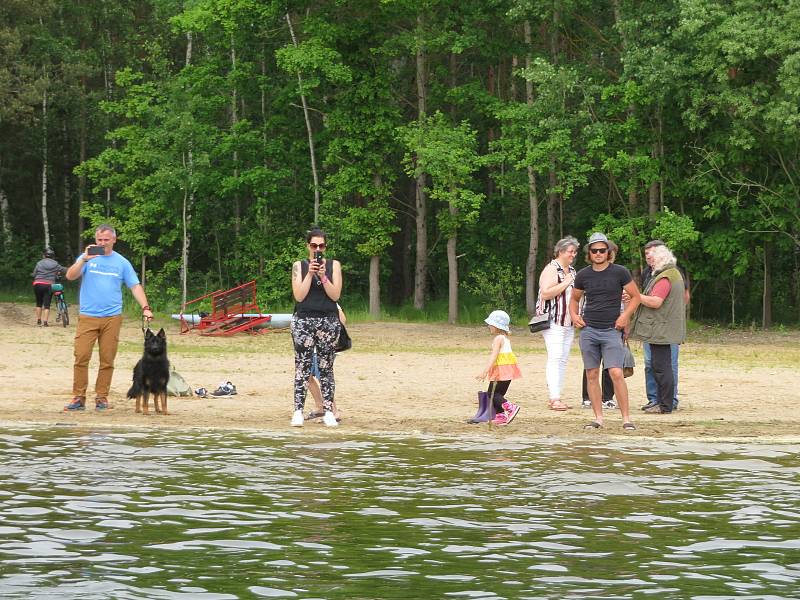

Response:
(58, 298), (69, 327)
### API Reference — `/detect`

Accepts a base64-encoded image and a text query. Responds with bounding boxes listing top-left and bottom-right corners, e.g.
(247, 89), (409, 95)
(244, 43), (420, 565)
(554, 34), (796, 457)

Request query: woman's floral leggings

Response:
(291, 314), (341, 412)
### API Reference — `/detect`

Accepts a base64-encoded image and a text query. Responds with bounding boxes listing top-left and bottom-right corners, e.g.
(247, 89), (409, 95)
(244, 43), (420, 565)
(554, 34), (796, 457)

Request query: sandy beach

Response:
(2, 301), (798, 440)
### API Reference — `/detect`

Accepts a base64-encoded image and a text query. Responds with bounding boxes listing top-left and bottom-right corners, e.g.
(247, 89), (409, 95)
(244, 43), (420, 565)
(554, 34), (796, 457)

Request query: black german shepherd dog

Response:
(127, 328), (170, 415)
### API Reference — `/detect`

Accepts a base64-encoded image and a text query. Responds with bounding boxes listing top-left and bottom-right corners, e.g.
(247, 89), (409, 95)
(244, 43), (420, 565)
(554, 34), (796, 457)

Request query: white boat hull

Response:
(171, 313), (293, 329)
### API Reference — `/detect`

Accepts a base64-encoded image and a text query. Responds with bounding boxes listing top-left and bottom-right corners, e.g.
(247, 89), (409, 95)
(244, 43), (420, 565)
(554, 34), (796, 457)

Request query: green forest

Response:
(1, 0), (798, 325)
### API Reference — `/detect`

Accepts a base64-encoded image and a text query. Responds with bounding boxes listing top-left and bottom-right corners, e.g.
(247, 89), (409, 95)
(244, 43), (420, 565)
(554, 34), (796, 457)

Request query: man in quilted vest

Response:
(630, 244), (687, 414)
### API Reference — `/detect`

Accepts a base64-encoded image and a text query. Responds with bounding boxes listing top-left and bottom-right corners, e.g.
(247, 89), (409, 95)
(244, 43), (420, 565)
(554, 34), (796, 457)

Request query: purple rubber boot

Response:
(468, 391), (496, 423)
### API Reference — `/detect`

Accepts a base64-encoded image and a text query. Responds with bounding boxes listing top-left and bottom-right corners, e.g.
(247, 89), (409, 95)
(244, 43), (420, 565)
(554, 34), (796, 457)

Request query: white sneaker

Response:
(290, 410), (304, 427)
(323, 411), (338, 427)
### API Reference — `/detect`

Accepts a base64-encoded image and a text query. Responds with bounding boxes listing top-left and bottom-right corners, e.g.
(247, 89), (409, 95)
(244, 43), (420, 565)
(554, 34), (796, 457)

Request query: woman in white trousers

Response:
(537, 237), (579, 410)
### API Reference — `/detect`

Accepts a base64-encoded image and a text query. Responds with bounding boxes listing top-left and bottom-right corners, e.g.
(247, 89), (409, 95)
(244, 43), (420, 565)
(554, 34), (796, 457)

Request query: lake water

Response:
(1, 427), (799, 599)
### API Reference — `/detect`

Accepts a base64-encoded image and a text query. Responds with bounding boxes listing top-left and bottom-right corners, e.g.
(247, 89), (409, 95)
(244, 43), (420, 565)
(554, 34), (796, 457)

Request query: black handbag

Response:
(531, 284), (553, 334)
(335, 322), (352, 352)
(528, 313), (551, 333)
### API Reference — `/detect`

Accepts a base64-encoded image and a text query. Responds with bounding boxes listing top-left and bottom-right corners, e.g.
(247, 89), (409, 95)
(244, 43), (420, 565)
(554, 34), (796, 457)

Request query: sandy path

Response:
(1, 302), (798, 440)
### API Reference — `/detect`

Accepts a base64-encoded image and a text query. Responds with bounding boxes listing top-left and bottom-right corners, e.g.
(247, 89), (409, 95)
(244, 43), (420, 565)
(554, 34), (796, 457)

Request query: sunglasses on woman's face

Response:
(308, 242), (326, 250)
(589, 247), (608, 254)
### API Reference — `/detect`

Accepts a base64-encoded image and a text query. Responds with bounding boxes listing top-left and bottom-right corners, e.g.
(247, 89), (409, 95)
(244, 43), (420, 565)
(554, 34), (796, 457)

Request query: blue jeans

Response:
(643, 343), (679, 408)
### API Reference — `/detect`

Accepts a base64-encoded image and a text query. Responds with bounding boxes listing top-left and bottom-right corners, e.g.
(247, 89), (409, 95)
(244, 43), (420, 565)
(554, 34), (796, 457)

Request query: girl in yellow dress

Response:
(476, 310), (522, 425)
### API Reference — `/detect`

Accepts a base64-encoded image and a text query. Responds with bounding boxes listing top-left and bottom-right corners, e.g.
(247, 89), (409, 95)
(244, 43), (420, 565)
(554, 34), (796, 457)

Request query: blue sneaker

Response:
(64, 397), (86, 411)
(95, 398), (110, 411)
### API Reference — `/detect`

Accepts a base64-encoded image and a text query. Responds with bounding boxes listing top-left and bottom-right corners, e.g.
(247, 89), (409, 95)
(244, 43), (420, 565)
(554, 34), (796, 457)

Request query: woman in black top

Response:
(290, 228), (343, 427)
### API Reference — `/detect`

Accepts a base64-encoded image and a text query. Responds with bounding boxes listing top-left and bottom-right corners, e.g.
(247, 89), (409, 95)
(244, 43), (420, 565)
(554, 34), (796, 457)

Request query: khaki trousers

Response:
(72, 314), (123, 398)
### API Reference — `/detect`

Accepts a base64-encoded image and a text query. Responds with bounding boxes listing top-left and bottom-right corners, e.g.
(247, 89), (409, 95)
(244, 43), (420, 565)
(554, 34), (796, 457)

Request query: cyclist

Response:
(31, 248), (67, 327)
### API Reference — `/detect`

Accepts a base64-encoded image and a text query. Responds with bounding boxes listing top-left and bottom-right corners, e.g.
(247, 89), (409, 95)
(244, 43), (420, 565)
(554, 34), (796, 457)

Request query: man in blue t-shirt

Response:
(569, 232), (641, 431)
(63, 224), (154, 411)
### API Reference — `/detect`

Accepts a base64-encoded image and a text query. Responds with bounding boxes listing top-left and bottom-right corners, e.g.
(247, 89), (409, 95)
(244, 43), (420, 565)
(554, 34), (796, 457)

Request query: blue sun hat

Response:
(484, 310), (511, 332)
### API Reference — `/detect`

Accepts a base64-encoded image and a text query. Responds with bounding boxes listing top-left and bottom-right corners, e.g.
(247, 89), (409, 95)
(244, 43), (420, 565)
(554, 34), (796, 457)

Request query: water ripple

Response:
(0, 426), (798, 598)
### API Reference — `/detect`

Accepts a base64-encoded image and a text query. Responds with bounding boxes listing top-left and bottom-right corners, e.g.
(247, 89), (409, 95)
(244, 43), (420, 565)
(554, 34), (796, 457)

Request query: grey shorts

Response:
(579, 326), (625, 370)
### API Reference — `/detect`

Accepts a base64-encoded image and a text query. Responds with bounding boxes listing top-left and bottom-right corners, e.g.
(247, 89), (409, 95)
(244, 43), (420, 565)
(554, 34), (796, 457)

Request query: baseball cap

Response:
(585, 232), (610, 249)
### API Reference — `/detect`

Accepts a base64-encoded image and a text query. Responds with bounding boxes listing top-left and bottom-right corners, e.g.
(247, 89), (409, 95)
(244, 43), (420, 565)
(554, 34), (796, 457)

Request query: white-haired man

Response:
(640, 239), (689, 411)
(630, 242), (687, 414)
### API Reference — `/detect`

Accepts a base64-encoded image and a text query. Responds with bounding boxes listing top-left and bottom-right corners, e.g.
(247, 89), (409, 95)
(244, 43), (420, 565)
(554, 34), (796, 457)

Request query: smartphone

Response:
(88, 245), (105, 256)
(314, 250), (323, 264)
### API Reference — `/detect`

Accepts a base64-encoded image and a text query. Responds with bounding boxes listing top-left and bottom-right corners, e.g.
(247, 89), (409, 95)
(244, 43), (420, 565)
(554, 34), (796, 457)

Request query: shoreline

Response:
(1, 302), (798, 443)
(3, 418), (800, 445)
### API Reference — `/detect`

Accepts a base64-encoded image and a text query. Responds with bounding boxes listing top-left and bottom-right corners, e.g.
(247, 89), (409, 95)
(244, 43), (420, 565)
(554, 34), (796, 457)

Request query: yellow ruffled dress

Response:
(487, 336), (523, 381)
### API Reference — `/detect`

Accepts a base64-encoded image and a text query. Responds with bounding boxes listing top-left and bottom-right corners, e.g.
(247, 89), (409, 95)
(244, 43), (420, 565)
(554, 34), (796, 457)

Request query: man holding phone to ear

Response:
(63, 224), (153, 411)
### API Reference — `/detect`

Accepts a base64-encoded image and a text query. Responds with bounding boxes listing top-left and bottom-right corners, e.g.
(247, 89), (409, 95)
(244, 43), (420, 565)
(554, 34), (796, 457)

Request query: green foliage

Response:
(2, 0), (799, 328)
(399, 111), (485, 236)
(591, 209), (699, 267)
(461, 261), (525, 321)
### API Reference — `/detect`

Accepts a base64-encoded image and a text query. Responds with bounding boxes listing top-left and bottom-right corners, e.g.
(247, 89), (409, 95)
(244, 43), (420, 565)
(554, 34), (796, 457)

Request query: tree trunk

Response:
(286, 12), (321, 224)
(546, 8), (560, 253)
(547, 167), (558, 253)
(762, 244), (772, 328)
(41, 87), (51, 250)
(102, 35), (113, 217)
(649, 106), (663, 216)
(0, 178), (10, 252)
(62, 120), (71, 259)
(181, 180), (192, 306)
(181, 32), (194, 308)
(77, 73), (87, 254)
(403, 188), (414, 300)
(447, 53), (459, 324)
(524, 20), (540, 316)
(648, 179), (659, 216)
(413, 12), (428, 310)
(447, 203), (458, 324)
(628, 187), (638, 210)
(369, 255), (380, 319)
(612, 0), (641, 214)
(230, 34), (241, 236)
(369, 172), (382, 318)
(259, 49), (269, 277)
(215, 229), (224, 289)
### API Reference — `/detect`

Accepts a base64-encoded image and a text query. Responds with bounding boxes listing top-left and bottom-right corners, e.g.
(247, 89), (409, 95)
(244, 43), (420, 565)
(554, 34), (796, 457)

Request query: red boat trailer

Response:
(179, 280), (271, 335)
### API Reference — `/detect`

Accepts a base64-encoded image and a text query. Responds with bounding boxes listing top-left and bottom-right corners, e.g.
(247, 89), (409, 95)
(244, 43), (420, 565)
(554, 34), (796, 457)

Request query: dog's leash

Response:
(141, 314), (152, 337)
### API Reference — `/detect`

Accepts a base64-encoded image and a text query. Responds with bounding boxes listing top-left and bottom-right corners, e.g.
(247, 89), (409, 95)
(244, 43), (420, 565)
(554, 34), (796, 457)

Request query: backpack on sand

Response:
(167, 367), (192, 396)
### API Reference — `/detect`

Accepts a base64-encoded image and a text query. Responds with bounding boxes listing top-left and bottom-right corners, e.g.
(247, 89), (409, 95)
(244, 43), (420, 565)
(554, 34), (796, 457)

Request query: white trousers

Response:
(541, 323), (575, 400)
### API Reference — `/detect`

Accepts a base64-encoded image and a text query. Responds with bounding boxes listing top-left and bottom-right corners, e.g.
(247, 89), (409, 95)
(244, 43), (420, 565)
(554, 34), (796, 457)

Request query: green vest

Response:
(630, 265), (686, 345)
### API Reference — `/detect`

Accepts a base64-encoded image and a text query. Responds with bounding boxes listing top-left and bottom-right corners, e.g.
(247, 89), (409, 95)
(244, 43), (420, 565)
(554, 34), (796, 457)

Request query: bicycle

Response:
(51, 283), (69, 327)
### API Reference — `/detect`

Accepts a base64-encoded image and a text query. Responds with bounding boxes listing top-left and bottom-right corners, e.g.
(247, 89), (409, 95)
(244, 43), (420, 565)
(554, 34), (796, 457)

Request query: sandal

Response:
(306, 410), (342, 422)
(623, 422), (636, 431)
(548, 399), (569, 411)
(584, 421), (602, 429)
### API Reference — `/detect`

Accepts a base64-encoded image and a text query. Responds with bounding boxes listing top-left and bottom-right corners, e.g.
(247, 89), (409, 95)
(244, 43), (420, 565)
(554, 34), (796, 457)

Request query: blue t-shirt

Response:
(78, 252), (140, 317)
